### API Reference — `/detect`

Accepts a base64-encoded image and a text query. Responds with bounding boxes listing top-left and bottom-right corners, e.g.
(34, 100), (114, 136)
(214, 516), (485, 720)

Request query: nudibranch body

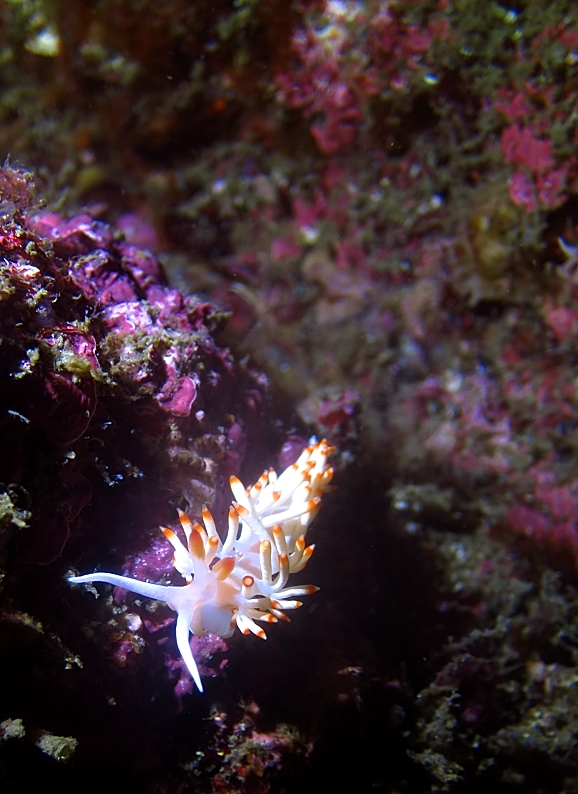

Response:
(69, 439), (333, 692)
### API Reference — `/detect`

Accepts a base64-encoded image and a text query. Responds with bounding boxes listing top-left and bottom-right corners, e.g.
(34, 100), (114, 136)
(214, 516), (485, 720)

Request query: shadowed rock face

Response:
(0, 167), (271, 570)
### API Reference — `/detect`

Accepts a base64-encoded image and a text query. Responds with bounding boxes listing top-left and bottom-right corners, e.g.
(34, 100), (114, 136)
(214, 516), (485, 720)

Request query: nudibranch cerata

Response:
(69, 439), (333, 692)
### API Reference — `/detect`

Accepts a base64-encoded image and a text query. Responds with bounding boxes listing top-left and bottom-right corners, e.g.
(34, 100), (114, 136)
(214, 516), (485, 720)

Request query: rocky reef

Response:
(2, 1), (578, 792)
(0, 165), (301, 788)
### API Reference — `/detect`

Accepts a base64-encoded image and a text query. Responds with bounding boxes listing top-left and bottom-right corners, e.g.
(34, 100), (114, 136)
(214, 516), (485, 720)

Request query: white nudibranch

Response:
(69, 439), (334, 693)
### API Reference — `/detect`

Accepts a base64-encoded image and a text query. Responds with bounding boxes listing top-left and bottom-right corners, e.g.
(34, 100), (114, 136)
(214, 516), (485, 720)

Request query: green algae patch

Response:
(35, 730), (78, 763)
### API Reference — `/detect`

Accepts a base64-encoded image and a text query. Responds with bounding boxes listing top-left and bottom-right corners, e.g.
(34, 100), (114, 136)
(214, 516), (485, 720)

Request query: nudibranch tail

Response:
(69, 438), (333, 694)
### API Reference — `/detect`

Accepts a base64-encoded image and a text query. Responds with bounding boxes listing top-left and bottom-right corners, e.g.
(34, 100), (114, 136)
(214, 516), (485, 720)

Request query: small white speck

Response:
(444, 371), (463, 393)
(25, 29), (60, 57)
(300, 225), (319, 245)
(452, 543), (466, 562)
(125, 613), (142, 632)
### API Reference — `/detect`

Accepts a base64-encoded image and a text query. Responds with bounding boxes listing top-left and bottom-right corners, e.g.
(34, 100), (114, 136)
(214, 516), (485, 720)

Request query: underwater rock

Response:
(0, 165), (269, 569)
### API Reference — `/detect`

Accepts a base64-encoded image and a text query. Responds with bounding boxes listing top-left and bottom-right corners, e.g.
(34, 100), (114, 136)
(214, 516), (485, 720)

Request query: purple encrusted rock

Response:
(0, 166), (271, 575)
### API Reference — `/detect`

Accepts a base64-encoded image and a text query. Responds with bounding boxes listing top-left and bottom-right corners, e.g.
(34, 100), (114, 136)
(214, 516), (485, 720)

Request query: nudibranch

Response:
(69, 439), (333, 693)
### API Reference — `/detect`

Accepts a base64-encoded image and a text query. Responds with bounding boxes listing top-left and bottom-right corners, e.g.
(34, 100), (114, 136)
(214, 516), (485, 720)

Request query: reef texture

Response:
(0, 165), (270, 564)
(0, 165), (306, 789)
(2, 0), (578, 792)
